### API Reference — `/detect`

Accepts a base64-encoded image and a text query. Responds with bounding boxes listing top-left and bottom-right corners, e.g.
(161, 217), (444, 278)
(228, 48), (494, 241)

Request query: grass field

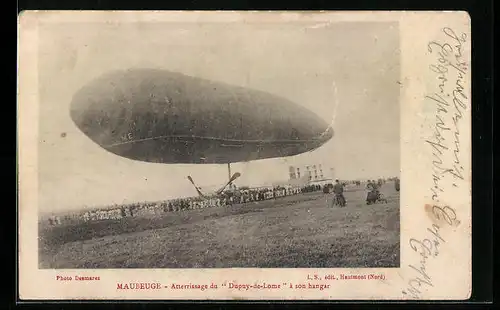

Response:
(39, 183), (400, 268)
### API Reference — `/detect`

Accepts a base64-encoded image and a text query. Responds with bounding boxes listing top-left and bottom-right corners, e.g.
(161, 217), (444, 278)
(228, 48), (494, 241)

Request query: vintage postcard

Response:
(17, 11), (471, 300)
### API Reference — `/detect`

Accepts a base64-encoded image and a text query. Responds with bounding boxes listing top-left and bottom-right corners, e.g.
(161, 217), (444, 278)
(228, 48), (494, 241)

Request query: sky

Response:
(38, 21), (400, 213)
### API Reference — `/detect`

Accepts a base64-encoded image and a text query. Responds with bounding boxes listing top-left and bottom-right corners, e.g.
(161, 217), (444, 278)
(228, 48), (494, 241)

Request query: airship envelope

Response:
(70, 69), (334, 164)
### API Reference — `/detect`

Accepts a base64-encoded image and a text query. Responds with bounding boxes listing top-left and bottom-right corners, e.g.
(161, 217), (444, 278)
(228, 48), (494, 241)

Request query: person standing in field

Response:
(366, 180), (373, 191)
(332, 179), (346, 207)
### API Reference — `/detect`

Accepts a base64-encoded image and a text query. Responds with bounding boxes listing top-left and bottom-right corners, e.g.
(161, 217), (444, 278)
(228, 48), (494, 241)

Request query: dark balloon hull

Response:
(70, 69), (333, 164)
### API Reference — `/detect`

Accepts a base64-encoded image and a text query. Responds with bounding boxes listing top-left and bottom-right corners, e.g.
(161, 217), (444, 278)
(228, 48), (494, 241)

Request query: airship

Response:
(70, 69), (334, 196)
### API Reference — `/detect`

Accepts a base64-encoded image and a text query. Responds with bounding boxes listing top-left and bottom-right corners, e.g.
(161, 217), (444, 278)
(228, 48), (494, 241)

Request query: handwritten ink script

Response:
(426, 27), (468, 196)
(403, 27), (469, 299)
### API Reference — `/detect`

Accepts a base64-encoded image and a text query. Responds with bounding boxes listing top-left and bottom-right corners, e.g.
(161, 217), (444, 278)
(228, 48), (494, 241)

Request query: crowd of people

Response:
(46, 184), (325, 226)
(45, 178), (399, 226)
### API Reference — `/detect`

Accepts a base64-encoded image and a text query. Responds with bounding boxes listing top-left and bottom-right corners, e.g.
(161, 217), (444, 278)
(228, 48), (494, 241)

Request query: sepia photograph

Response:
(19, 11), (472, 300)
(35, 18), (401, 269)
